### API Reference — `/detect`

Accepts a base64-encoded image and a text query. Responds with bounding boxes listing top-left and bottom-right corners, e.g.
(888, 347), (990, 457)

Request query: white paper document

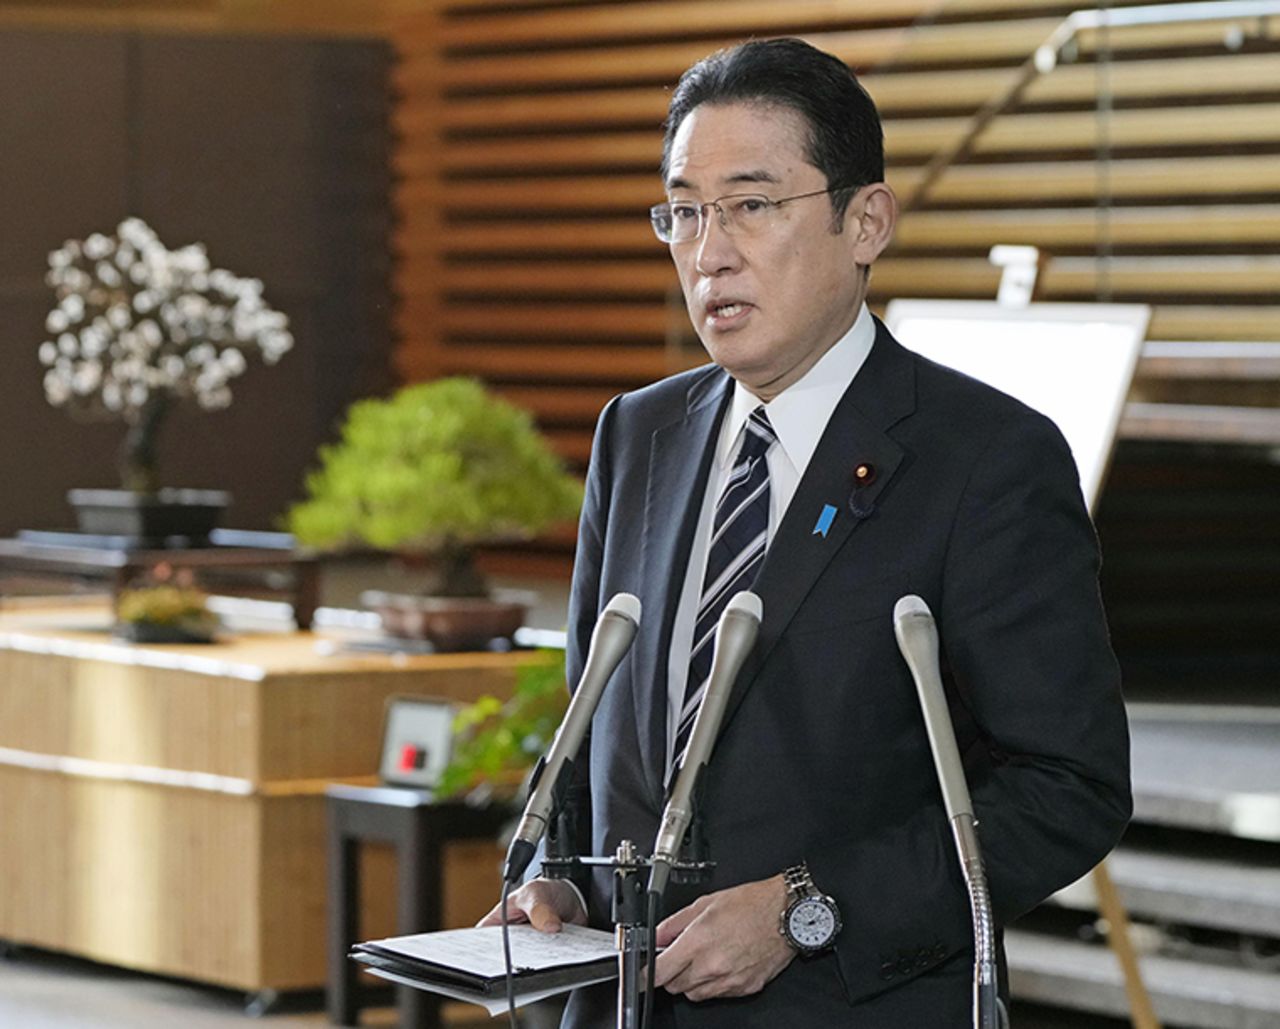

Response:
(367, 923), (617, 977)
(352, 923), (620, 1013)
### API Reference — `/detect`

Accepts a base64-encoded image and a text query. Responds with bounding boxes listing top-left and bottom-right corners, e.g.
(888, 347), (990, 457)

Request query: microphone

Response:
(648, 591), (763, 899)
(503, 592), (642, 884)
(893, 595), (1006, 1029)
(893, 595), (971, 824)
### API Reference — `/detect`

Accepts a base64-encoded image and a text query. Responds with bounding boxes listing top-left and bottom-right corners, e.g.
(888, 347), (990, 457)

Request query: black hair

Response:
(661, 38), (884, 223)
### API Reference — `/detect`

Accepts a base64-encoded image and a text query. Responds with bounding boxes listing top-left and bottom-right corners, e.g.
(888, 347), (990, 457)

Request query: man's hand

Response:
(653, 875), (795, 1002)
(476, 878), (587, 934)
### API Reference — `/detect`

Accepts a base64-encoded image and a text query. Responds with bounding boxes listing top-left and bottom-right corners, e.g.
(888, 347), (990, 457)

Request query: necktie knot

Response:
(739, 407), (776, 463)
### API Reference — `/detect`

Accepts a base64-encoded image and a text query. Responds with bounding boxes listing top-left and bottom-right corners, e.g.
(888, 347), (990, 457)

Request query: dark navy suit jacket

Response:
(555, 320), (1132, 1028)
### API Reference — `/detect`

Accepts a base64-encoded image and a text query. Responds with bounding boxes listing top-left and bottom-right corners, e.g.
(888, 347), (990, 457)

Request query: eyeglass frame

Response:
(649, 184), (861, 244)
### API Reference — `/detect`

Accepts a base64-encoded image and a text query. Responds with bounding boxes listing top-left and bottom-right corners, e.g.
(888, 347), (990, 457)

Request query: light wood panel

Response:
(0, 603), (535, 990)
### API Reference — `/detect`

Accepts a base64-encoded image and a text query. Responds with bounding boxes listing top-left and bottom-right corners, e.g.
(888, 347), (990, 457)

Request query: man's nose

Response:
(694, 207), (743, 276)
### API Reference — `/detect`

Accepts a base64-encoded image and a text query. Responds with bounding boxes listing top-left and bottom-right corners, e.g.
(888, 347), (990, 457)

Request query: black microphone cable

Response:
(499, 879), (519, 1029)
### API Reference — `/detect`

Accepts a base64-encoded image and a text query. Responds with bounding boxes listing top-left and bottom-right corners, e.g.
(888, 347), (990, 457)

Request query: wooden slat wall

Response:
(394, 0), (1279, 494)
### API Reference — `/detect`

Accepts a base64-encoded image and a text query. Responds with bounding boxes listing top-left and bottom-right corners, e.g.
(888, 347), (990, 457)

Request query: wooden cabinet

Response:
(0, 603), (535, 991)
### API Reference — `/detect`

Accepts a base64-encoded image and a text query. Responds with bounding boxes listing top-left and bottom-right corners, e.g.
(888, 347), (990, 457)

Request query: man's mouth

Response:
(705, 300), (753, 324)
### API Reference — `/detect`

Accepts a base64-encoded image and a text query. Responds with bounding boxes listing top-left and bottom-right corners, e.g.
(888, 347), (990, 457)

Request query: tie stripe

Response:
(668, 407), (775, 784)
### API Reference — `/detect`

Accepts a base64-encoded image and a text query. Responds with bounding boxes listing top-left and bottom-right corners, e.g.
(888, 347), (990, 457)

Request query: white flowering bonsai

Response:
(38, 217), (293, 493)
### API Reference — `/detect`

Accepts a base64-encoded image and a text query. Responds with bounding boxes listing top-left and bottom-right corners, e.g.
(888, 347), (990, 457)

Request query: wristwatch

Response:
(779, 862), (842, 954)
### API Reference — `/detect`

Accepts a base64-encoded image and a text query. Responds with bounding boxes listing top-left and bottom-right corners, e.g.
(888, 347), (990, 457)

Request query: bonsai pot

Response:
(68, 488), (231, 543)
(362, 589), (529, 652)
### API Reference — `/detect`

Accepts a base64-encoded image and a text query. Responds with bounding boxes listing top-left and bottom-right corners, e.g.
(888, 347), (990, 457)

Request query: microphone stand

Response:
(542, 838), (714, 1029)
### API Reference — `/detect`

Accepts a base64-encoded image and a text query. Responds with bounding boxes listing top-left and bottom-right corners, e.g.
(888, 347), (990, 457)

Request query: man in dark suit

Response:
(485, 37), (1131, 1027)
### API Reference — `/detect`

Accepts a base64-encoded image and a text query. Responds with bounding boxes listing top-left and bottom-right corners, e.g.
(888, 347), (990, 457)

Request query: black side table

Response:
(326, 784), (510, 1028)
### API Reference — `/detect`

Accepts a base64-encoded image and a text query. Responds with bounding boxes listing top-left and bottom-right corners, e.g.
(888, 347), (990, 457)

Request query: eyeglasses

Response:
(649, 186), (851, 244)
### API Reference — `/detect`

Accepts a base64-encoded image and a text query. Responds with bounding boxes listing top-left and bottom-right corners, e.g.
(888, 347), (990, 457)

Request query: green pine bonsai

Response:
(286, 377), (582, 597)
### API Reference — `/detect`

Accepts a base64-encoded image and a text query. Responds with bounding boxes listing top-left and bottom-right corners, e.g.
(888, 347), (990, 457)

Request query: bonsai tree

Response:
(115, 562), (219, 643)
(38, 217), (293, 493)
(286, 377), (582, 597)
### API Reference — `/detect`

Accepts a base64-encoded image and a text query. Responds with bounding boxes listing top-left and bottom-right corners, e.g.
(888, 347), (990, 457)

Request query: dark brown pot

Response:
(361, 589), (528, 652)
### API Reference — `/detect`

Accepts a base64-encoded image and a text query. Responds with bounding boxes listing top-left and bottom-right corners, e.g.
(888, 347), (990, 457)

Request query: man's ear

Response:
(848, 182), (898, 265)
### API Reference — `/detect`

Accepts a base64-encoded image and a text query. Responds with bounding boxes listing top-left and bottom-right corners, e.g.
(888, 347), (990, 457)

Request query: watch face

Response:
(786, 898), (837, 949)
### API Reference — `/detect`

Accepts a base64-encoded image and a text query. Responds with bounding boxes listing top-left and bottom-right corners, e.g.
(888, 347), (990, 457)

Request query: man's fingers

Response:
(477, 879), (585, 933)
(653, 940), (694, 990)
(654, 897), (704, 948)
(523, 898), (564, 933)
(475, 896), (529, 928)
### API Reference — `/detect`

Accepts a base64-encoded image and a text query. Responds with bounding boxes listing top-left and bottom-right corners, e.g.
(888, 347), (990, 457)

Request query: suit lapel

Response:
(721, 321), (918, 733)
(633, 369), (731, 804)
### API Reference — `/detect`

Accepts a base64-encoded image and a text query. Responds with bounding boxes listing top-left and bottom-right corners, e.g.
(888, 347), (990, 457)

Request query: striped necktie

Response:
(668, 406), (776, 784)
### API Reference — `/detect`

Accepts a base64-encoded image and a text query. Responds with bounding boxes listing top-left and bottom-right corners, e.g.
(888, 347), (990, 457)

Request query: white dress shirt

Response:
(664, 304), (876, 753)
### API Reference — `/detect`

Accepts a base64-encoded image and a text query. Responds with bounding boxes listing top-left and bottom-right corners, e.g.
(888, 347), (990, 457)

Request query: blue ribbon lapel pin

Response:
(813, 504), (838, 538)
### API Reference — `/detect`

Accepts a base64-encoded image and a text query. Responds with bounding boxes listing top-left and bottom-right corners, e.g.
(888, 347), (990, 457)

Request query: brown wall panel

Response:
(0, 29), (393, 535)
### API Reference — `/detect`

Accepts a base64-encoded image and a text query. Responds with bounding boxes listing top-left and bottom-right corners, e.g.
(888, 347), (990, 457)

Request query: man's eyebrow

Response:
(664, 169), (783, 192)
(727, 170), (782, 186)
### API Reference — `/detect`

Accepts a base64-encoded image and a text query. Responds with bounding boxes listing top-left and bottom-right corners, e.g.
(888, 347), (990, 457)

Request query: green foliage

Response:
(435, 650), (569, 799)
(286, 378), (582, 554)
(117, 585), (217, 633)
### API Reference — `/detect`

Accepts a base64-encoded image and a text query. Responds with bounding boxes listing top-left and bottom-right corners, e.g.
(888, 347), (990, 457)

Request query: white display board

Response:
(884, 300), (1151, 510)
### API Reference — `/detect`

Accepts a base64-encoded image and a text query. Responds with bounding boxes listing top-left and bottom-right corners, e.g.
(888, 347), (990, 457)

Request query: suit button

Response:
(897, 956), (914, 976)
(934, 943), (948, 961)
(916, 947), (932, 970)
(879, 961), (896, 981)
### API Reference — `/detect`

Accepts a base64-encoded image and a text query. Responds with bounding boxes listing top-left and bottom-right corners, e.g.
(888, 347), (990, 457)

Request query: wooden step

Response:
(1127, 705), (1280, 843)
(1007, 929), (1280, 1028)
(1053, 846), (1280, 937)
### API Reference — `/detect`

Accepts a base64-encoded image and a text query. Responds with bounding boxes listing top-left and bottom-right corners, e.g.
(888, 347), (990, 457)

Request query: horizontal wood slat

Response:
(404, 220), (655, 256)
(427, 103), (1280, 174)
(1138, 342), (1280, 381)
(436, 0), (1070, 51)
(414, 22), (1064, 93)
(893, 206), (1280, 250)
(439, 302), (669, 339)
(397, 154), (1280, 211)
(439, 260), (674, 296)
(414, 53), (1280, 135)
(430, 343), (672, 382)
(405, 16), (1271, 94)
(1146, 307), (1280, 343)
(1120, 403), (1280, 446)
(886, 155), (1280, 204)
